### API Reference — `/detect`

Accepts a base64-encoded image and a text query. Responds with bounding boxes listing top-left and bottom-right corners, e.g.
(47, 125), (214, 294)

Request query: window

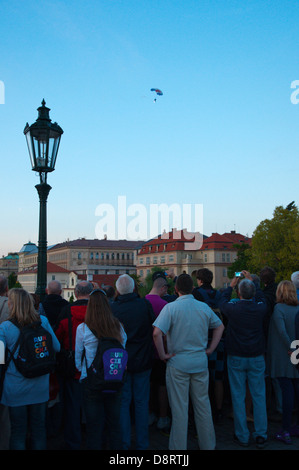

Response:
(222, 253), (226, 262)
(78, 252), (81, 260)
(101, 253), (104, 260)
(106, 253), (109, 260)
(153, 257), (158, 264)
(226, 253), (230, 262)
(204, 253), (208, 262)
(169, 255), (174, 262)
(140, 269), (143, 277)
(146, 257), (150, 265)
(139, 258), (144, 264)
(223, 268), (227, 276)
(95, 252), (99, 260)
(160, 256), (165, 264)
(90, 252), (94, 260)
(111, 253), (115, 260)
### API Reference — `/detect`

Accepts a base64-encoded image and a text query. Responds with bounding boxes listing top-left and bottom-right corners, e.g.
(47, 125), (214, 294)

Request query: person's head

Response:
(175, 274), (194, 296)
(47, 280), (62, 296)
(251, 274), (260, 288)
(276, 280), (299, 306)
(196, 268), (213, 286)
(238, 279), (256, 300)
(115, 274), (135, 295)
(103, 285), (115, 299)
(8, 288), (39, 326)
(85, 288), (122, 341)
(152, 271), (167, 282)
(74, 281), (94, 299)
(291, 271), (299, 290)
(260, 266), (276, 286)
(0, 275), (8, 296)
(152, 277), (169, 296)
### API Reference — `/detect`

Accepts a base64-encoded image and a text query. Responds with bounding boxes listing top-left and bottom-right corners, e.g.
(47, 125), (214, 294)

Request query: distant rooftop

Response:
(19, 242), (38, 254)
(48, 238), (144, 250)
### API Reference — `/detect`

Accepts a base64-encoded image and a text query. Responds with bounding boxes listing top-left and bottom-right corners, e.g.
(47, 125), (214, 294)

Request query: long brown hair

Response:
(276, 281), (299, 307)
(85, 289), (122, 342)
(8, 288), (40, 326)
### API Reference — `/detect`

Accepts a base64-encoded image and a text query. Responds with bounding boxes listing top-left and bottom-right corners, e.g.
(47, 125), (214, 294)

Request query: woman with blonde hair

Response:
(267, 280), (299, 444)
(75, 288), (127, 449)
(0, 288), (60, 450)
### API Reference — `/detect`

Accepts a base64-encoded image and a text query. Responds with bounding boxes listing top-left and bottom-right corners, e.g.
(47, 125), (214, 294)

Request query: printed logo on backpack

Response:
(85, 337), (128, 392)
(9, 320), (56, 378)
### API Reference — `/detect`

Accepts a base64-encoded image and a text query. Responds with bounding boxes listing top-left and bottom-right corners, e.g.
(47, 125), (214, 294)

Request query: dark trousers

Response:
(9, 402), (47, 450)
(82, 379), (122, 450)
(278, 377), (299, 431)
(59, 377), (83, 449)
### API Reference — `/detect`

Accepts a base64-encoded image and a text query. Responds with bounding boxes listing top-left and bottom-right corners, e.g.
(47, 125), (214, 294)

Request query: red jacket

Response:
(55, 299), (88, 380)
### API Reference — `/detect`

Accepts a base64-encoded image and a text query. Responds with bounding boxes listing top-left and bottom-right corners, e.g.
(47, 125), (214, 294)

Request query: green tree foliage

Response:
(8, 272), (22, 289)
(249, 202), (299, 281)
(227, 242), (251, 279)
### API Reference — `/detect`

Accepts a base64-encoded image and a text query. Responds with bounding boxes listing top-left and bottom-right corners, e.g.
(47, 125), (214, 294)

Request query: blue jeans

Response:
(120, 369), (151, 450)
(82, 379), (122, 449)
(227, 355), (267, 443)
(9, 402), (47, 450)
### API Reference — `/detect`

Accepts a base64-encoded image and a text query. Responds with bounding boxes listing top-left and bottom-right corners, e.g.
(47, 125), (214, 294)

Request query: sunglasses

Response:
(89, 288), (107, 297)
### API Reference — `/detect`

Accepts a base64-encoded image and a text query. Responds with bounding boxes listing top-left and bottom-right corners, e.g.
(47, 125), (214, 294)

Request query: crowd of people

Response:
(0, 266), (298, 451)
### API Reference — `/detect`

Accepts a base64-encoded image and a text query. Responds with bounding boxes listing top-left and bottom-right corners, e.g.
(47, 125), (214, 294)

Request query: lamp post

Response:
(24, 100), (63, 302)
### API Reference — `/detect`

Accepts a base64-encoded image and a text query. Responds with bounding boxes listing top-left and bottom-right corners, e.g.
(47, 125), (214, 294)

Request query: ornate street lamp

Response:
(24, 100), (63, 301)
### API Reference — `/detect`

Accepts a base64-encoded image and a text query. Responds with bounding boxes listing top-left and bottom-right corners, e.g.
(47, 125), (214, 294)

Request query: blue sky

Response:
(1, 0), (299, 257)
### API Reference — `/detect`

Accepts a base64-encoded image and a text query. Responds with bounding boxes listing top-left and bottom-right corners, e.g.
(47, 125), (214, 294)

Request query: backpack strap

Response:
(67, 305), (73, 351)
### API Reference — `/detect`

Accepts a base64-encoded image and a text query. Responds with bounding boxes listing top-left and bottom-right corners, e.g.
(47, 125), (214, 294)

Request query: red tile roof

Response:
(77, 274), (120, 287)
(201, 232), (251, 250)
(139, 229), (204, 254)
(18, 262), (70, 275)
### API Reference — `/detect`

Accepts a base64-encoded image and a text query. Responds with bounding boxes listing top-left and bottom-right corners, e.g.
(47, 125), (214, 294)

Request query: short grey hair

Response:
(239, 279), (256, 300)
(115, 274), (135, 295)
(75, 281), (93, 297)
(291, 271), (299, 289)
(47, 280), (62, 295)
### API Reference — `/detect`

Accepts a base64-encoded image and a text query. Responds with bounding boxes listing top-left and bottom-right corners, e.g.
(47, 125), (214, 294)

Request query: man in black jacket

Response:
(112, 274), (155, 450)
(39, 280), (69, 330)
(219, 271), (268, 449)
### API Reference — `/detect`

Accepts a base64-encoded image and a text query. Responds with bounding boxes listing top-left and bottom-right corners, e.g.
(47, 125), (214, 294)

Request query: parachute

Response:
(150, 88), (163, 103)
(151, 88), (163, 96)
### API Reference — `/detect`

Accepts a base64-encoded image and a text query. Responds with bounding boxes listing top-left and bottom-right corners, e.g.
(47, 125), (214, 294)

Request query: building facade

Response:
(136, 230), (251, 289)
(47, 238), (142, 276)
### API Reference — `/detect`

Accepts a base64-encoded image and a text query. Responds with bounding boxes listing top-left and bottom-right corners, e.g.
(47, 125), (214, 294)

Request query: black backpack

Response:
(83, 334), (128, 393)
(8, 320), (56, 378)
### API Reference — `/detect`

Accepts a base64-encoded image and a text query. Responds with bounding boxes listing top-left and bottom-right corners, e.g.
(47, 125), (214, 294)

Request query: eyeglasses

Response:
(89, 288), (107, 297)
